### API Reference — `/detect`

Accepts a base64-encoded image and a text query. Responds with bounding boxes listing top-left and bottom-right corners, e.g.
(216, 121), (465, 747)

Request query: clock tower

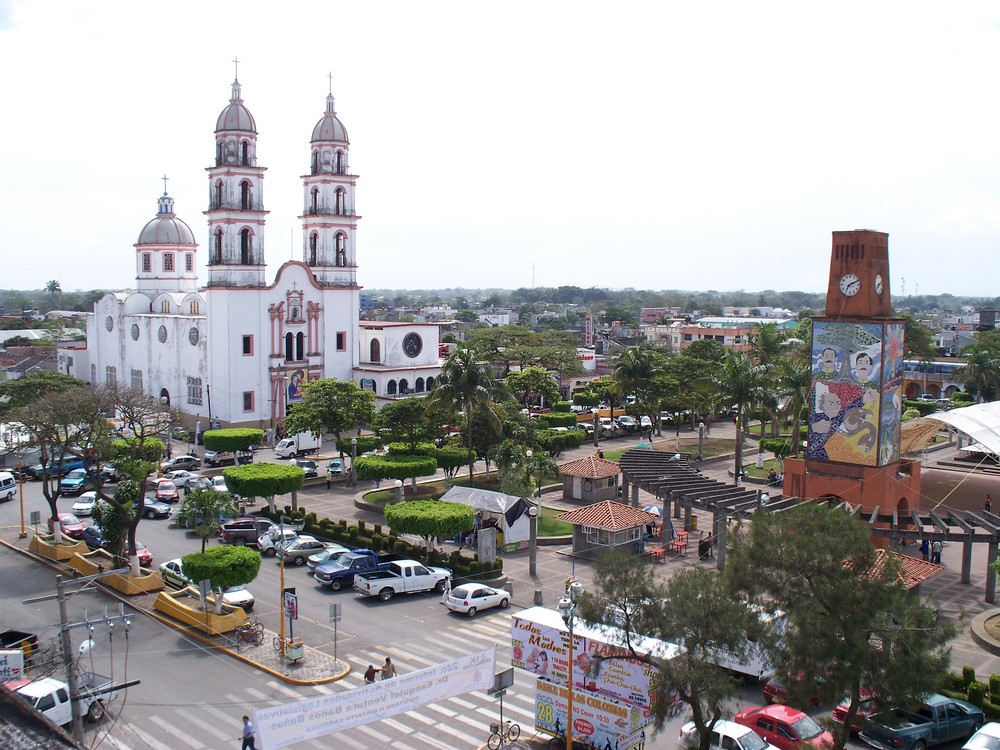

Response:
(782, 229), (921, 522)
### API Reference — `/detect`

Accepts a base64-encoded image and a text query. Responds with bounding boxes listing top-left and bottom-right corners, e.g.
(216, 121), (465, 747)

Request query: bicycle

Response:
(487, 719), (520, 749)
(273, 635), (293, 654)
(233, 618), (264, 647)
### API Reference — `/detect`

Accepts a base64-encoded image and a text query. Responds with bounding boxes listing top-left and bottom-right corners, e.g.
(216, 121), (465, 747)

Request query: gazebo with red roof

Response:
(557, 455), (622, 502)
(555, 500), (659, 556)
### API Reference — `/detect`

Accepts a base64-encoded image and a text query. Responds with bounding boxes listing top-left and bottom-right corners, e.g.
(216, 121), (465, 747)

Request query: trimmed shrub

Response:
(964, 666), (978, 687)
(969, 682), (988, 707)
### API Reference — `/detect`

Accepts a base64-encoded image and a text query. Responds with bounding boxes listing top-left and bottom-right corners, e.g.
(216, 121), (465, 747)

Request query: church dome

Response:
(216, 79), (257, 133)
(311, 93), (349, 143)
(137, 193), (196, 245)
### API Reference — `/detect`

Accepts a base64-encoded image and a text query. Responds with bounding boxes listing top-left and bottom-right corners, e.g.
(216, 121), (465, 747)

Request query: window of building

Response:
(130, 369), (143, 391)
(213, 229), (223, 264)
(188, 327), (200, 345)
(240, 229), (252, 264)
(399, 379), (409, 394)
(285, 332), (293, 361)
(336, 332), (346, 351)
(335, 233), (346, 266)
(415, 377), (424, 392)
(185, 253), (194, 272)
(105, 365), (117, 385)
(369, 339), (380, 362)
(581, 525), (610, 545)
(163, 253), (174, 272)
(387, 380), (397, 395)
(243, 335), (253, 355)
(243, 391), (254, 412)
(214, 179), (223, 209)
(190, 301), (200, 315)
(187, 376), (203, 405)
(425, 376), (435, 390)
(309, 233), (318, 265)
(161, 300), (170, 313)
(336, 188), (345, 215)
(241, 140), (249, 166)
(158, 325), (167, 343)
(130, 324), (139, 341)
(296, 332), (304, 361)
(311, 152), (319, 174)
(142, 253), (151, 272)
(311, 187), (319, 214)
(241, 180), (251, 210)
(336, 151), (344, 174)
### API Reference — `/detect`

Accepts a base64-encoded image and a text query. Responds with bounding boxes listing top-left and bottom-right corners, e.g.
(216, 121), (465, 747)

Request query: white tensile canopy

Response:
(927, 401), (1000, 458)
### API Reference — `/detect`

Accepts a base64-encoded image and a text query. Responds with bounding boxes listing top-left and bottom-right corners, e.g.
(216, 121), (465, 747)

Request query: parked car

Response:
(640, 415), (653, 430)
(831, 691), (880, 734)
(80, 525), (105, 550)
(48, 513), (87, 539)
(220, 517), (274, 547)
(71, 491), (99, 517)
(100, 463), (123, 483)
(208, 476), (229, 493)
(965, 722), (1000, 750)
(735, 705), (834, 750)
(164, 470), (201, 489)
(158, 558), (255, 611)
(680, 719), (780, 750)
(327, 458), (344, 476)
(161, 455), (201, 472)
(306, 546), (351, 569)
(860, 694), (984, 750)
(576, 423), (595, 436)
(281, 536), (338, 566)
(203, 450), (235, 467)
(125, 540), (153, 567)
(59, 468), (91, 496)
(598, 417), (619, 436)
(763, 673), (819, 706)
(617, 415), (638, 432)
(445, 584), (510, 616)
(136, 499), (172, 519)
(294, 459), (318, 479)
(258, 527), (299, 557)
(154, 479), (180, 503)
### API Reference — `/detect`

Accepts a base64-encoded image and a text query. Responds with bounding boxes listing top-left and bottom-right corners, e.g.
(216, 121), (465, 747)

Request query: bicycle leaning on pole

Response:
(487, 718), (520, 749)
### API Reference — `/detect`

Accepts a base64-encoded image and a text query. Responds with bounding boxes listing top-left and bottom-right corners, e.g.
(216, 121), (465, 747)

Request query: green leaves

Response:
(181, 546), (261, 591)
(202, 428), (263, 453)
(224, 463), (305, 499)
(384, 500), (473, 542)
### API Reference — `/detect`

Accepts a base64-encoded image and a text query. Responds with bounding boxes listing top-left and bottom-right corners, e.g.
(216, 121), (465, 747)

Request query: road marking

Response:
(179, 706), (232, 741)
(356, 722), (394, 743)
(424, 702), (459, 718)
(265, 679), (306, 699)
(413, 730), (473, 750)
(381, 716), (413, 734)
(147, 714), (207, 748)
(113, 721), (165, 749)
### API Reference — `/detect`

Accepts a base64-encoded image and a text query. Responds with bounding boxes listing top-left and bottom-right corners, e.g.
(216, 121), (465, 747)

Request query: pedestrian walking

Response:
(919, 538), (929, 561)
(986, 494), (993, 514)
(364, 664), (378, 684)
(381, 657), (397, 681)
(239, 715), (255, 750)
(931, 539), (943, 564)
(374, 477), (382, 488)
(440, 577), (451, 605)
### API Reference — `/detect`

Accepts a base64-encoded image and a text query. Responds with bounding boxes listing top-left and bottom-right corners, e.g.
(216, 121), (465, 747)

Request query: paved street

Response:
(1, 422), (999, 749)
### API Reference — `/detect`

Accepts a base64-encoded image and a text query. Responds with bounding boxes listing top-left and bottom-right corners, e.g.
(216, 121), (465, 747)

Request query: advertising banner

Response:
(533, 677), (650, 750)
(511, 606), (681, 712)
(254, 647), (495, 750)
(0, 649), (24, 681)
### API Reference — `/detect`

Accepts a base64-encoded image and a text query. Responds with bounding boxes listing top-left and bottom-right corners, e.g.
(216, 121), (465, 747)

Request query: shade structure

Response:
(642, 505), (662, 517)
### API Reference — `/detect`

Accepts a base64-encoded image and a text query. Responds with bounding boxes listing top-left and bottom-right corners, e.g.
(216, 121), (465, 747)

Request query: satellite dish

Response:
(78, 639), (95, 656)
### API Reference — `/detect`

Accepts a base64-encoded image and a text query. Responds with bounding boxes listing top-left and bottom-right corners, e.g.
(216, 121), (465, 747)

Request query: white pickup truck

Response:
(353, 559), (451, 601)
(6, 672), (118, 725)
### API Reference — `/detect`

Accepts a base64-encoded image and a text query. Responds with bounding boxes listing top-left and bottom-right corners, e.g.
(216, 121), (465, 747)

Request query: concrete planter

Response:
(152, 588), (248, 635)
(68, 549), (165, 595)
(29, 534), (89, 561)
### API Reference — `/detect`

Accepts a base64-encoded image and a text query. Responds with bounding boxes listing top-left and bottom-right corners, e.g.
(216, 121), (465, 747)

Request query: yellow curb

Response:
(0, 537), (351, 685)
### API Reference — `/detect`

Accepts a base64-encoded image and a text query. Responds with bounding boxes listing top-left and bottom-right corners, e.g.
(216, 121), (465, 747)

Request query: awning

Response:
(927, 401), (1000, 458)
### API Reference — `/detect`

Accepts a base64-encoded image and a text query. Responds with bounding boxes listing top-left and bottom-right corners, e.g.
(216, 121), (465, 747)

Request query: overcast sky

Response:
(2, 1), (999, 298)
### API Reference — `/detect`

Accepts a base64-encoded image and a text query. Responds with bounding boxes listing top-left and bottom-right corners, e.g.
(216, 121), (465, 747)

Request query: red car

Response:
(154, 479), (180, 504)
(125, 540), (153, 567)
(830, 692), (879, 734)
(763, 674), (820, 706)
(735, 705), (833, 750)
(47, 513), (87, 539)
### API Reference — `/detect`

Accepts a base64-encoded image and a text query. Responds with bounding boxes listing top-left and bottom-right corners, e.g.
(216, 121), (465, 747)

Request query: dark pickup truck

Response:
(313, 549), (403, 590)
(219, 517), (274, 547)
(860, 694), (984, 750)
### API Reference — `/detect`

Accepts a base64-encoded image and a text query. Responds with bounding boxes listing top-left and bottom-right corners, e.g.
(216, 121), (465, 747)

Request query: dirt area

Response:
(985, 614), (1000, 641)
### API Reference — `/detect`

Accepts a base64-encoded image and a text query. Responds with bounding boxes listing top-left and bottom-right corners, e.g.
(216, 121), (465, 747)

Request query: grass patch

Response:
(744, 458), (783, 478)
(538, 506), (573, 535)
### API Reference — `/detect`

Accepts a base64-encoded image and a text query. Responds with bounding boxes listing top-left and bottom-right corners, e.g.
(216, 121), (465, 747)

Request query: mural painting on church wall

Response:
(288, 368), (307, 403)
(808, 321), (887, 467)
(877, 322), (904, 465)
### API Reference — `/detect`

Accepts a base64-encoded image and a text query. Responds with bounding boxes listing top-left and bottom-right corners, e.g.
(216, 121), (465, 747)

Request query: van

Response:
(0, 472), (15, 502)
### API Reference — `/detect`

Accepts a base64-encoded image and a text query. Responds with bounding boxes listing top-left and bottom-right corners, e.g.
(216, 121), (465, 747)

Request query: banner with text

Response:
(254, 647), (495, 750)
(533, 677), (650, 750)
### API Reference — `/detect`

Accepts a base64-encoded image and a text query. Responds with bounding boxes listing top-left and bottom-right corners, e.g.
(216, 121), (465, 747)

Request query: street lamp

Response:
(351, 437), (358, 488)
(697, 421), (705, 461)
(556, 576), (584, 750)
(394, 479), (404, 503)
(527, 504), (538, 577)
(592, 407), (600, 448)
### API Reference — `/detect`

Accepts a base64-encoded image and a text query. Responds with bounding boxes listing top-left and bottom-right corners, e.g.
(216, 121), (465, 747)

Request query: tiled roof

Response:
(557, 456), (621, 479)
(851, 549), (943, 590)
(555, 500), (658, 531)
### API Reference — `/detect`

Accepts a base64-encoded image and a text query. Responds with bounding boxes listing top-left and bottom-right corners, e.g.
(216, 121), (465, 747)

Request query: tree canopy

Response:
(182, 545), (261, 591)
(384, 499), (473, 558)
(173, 488), (239, 552)
(223, 463), (305, 512)
(282, 378), (376, 452)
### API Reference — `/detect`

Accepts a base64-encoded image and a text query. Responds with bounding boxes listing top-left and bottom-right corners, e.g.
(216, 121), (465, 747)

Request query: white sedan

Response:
(445, 584), (509, 617)
(71, 491), (98, 517)
(165, 470), (201, 489)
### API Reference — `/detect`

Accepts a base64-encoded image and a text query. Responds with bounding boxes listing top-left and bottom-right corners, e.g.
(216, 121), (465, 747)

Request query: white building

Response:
(61, 77), (442, 428)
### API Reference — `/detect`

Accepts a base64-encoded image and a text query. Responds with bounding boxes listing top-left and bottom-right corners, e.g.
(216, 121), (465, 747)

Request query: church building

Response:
(60, 77), (443, 430)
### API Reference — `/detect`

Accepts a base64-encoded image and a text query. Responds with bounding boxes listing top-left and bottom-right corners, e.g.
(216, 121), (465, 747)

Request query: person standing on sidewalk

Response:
(239, 715), (255, 750)
(986, 494), (993, 514)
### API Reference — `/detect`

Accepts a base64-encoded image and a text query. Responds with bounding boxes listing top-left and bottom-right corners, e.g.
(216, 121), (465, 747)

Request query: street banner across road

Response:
(254, 647), (496, 749)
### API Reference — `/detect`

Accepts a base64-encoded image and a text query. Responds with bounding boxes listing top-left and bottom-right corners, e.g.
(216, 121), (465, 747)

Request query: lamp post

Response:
(556, 576), (584, 750)
(698, 421), (705, 461)
(395, 479), (404, 503)
(350, 437), (358, 488)
(592, 407), (599, 448)
(16, 434), (26, 538)
(527, 504), (538, 577)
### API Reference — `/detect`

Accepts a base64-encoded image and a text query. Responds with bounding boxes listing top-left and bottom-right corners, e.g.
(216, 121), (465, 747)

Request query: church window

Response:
(214, 180), (223, 209)
(105, 316), (114, 332)
(399, 379), (409, 394)
(240, 229), (253, 264)
(415, 377), (425, 392)
(243, 391), (254, 412)
(188, 327), (200, 346)
(309, 233), (318, 265)
(387, 380), (397, 395)
(130, 324), (139, 341)
(190, 300), (200, 315)
(336, 233), (346, 266)
(163, 253), (174, 272)
(336, 151), (344, 174)
(311, 187), (319, 215)
(142, 253), (151, 272)
(213, 229), (223, 264)
(311, 151), (319, 174)
(370, 339), (380, 362)
(158, 325), (167, 343)
(426, 376), (435, 390)
(296, 332), (304, 361)
(105, 366), (117, 385)
(284, 332), (294, 361)
(336, 332), (346, 351)
(161, 300), (170, 314)
(186, 376), (203, 405)
(243, 335), (253, 355)
(185, 253), (194, 272)
(130, 369), (143, 391)
(241, 180), (252, 210)
(241, 140), (249, 166)
(216, 142), (222, 167)
(336, 188), (345, 215)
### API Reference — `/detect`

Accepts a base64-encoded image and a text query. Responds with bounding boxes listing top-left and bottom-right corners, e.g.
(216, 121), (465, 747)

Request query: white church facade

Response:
(60, 77), (442, 430)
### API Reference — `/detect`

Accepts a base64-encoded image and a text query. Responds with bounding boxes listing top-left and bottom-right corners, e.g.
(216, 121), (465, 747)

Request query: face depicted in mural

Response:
(287, 369), (305, 402)
(853, 351), (874, 382)
(818, 347), (838, 375)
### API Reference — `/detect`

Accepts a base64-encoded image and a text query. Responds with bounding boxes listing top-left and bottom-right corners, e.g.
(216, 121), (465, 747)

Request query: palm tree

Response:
(778, 359), (811, 457)
(45, 279), (61, 297)
(954, 347), (1000, 403)
(706, 352), (769, 479)
(425, 348), (508, 487)
(747, 323), (786, 437)
(612, 346), (667, 432)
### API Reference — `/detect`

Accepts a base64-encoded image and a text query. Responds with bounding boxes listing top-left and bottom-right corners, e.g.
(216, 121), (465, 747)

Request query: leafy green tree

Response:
(727, 504), (955, 750)
(354, 454), (437, 490)
(777, 359), (811, 456)
(577, 552), (756, 745)
(955, 344), (1000, 402)
(505, 365), (559, 407)
(173, 488), (239, 552)
(384, 499), (474, 559)
(426, 348), (509, 487)
(612, 346), (668, 431)
(454, 309), (478, 323)
(747, 323), (786, 436)
(181, 546), (262, 610)
(706, 352), (768, 478)
(283, 378), (376, 458)
(901, 313), (936, 362)
(224, 463), (304, 513)
(520, 449), (560, 497)
(373, 397), (435, 452)
(92, 487), (136, 566)
(45, 279), (61, 297)
(488, 439), (523, 488)
(202, 428), (263, 465)
(0, 370), (84, 420)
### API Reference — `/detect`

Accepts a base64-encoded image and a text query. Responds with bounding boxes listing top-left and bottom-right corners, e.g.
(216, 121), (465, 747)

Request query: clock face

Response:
(839, 273), (861, 297)
(875, 274), (884, 296)
(403, 333), (422, 358)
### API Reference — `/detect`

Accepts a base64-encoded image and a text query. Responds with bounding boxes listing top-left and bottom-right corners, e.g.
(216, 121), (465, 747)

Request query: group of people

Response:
(364, 657), (398, 684)
(764, 469), (784, 487)
(918, 538), (944, 564)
